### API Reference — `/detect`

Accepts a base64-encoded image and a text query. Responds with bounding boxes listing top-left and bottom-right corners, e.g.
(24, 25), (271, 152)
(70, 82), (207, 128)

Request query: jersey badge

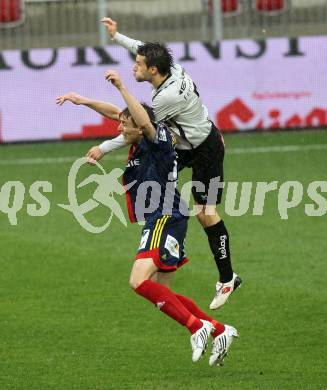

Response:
(164, 234), (179, 258)
(159, 128), (167, 142)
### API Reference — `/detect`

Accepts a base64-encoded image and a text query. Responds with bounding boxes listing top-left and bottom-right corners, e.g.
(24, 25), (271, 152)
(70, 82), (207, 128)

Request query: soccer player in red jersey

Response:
(85, 70), (239, 364)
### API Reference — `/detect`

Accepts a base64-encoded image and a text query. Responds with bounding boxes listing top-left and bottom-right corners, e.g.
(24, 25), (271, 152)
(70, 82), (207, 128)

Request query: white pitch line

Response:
(0, 143), (326, 166)
(0, 156), (80, 165)
(228, 144), (327, 154)
(0, 155), (126, 166)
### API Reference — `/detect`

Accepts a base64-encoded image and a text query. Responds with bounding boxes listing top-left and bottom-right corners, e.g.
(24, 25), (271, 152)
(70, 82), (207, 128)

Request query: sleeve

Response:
(112, 32), (143, 55)
(147, 123), (174, 153)
(152, 91), (182, 122)
(147, 124), (177, 176)
(99, 134), (126, 154)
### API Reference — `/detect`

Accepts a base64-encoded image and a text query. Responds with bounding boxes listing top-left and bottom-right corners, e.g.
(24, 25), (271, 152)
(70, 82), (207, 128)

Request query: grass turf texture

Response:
(0, 130), (326, 390)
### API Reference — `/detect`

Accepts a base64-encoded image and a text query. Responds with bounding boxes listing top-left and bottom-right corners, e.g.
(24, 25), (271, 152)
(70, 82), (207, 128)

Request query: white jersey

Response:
(113, 32), (212, 150)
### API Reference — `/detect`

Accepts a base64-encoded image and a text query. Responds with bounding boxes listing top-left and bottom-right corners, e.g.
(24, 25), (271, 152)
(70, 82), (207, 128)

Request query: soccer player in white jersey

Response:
(57, 18), (242, 310)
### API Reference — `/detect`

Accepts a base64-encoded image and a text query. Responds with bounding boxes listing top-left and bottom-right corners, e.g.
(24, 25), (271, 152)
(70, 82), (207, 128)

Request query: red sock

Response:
(175, 294), (225, 337)
(135, 280), (203, 334)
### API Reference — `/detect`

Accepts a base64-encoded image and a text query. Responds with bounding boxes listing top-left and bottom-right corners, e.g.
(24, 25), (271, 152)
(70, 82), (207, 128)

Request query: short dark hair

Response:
(120, 103), (155, 127)
(137, 42), (173, 76)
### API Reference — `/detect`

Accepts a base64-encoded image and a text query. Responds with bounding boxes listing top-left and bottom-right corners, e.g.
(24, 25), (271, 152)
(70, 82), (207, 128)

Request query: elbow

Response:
(140, 120), (153, 131)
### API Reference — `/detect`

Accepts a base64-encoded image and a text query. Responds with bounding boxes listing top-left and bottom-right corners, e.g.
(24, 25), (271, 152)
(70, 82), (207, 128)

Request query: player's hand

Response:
(100, 17), (117, 38)
(105, 70), (123, 90)
(86, 146), (104, 165)
(56, 92), (87, 106)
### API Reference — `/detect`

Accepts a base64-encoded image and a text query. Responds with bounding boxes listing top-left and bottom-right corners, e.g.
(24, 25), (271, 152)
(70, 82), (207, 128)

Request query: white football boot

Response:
(190, 320), (214, 362)
(209, 273), (242, 310)
(209, 325), (239, 366)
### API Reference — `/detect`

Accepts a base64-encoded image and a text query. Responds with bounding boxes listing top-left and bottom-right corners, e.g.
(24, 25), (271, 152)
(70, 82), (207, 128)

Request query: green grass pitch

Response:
(0, 130), (326, 390)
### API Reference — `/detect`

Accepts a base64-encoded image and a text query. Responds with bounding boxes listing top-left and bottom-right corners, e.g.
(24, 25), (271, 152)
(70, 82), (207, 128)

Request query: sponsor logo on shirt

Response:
(127, 158), (140, 167)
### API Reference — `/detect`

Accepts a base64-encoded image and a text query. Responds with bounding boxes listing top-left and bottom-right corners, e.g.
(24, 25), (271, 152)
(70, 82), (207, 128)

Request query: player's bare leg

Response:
(129, 257), (158, 289)
(195, 204), (242, 310)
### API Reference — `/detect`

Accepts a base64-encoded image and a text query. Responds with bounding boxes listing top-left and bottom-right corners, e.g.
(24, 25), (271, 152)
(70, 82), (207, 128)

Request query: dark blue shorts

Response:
(136, 216), (189, 272)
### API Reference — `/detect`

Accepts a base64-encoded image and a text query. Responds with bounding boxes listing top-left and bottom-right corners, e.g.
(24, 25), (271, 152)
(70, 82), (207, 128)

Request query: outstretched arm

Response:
(101, 17), (184, 82)
(101, 17), (143, 55)
(56, 92), (121, 121)
(105, 70), (156, 141)
(56, 92), (126, 163)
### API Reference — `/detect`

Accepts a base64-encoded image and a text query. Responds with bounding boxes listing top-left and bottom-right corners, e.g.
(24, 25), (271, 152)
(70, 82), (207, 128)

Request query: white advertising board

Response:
(0, 36), (326, 142)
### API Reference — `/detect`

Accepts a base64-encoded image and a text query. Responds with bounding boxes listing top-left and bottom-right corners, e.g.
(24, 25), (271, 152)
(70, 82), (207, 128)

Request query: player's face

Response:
(133, 55), (152, 82)
(118, 115), (142, 144)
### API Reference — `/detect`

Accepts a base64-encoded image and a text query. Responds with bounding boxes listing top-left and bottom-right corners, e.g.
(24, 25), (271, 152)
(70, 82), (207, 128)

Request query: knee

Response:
(196, 207), (220, 228)
(129, 275), (145, 291)
(196, 209), (206, 226)
(129, 277), (138, 290)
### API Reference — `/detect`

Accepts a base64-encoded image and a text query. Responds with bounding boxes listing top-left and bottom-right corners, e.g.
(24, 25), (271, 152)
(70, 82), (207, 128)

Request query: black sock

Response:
(204, 220), (233, 283)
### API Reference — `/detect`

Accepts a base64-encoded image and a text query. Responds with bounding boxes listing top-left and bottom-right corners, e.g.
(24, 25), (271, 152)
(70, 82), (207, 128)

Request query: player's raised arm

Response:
(100, 17), (185, 82)
(56, 92), (121, 121)
(105, 70), (156, 141)
(56, 92), (127, 159)
(100, 17), (143, 55)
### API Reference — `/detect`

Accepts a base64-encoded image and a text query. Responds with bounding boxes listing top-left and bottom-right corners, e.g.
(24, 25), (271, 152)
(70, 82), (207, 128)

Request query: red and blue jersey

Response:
(123, 123), (188, 223)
